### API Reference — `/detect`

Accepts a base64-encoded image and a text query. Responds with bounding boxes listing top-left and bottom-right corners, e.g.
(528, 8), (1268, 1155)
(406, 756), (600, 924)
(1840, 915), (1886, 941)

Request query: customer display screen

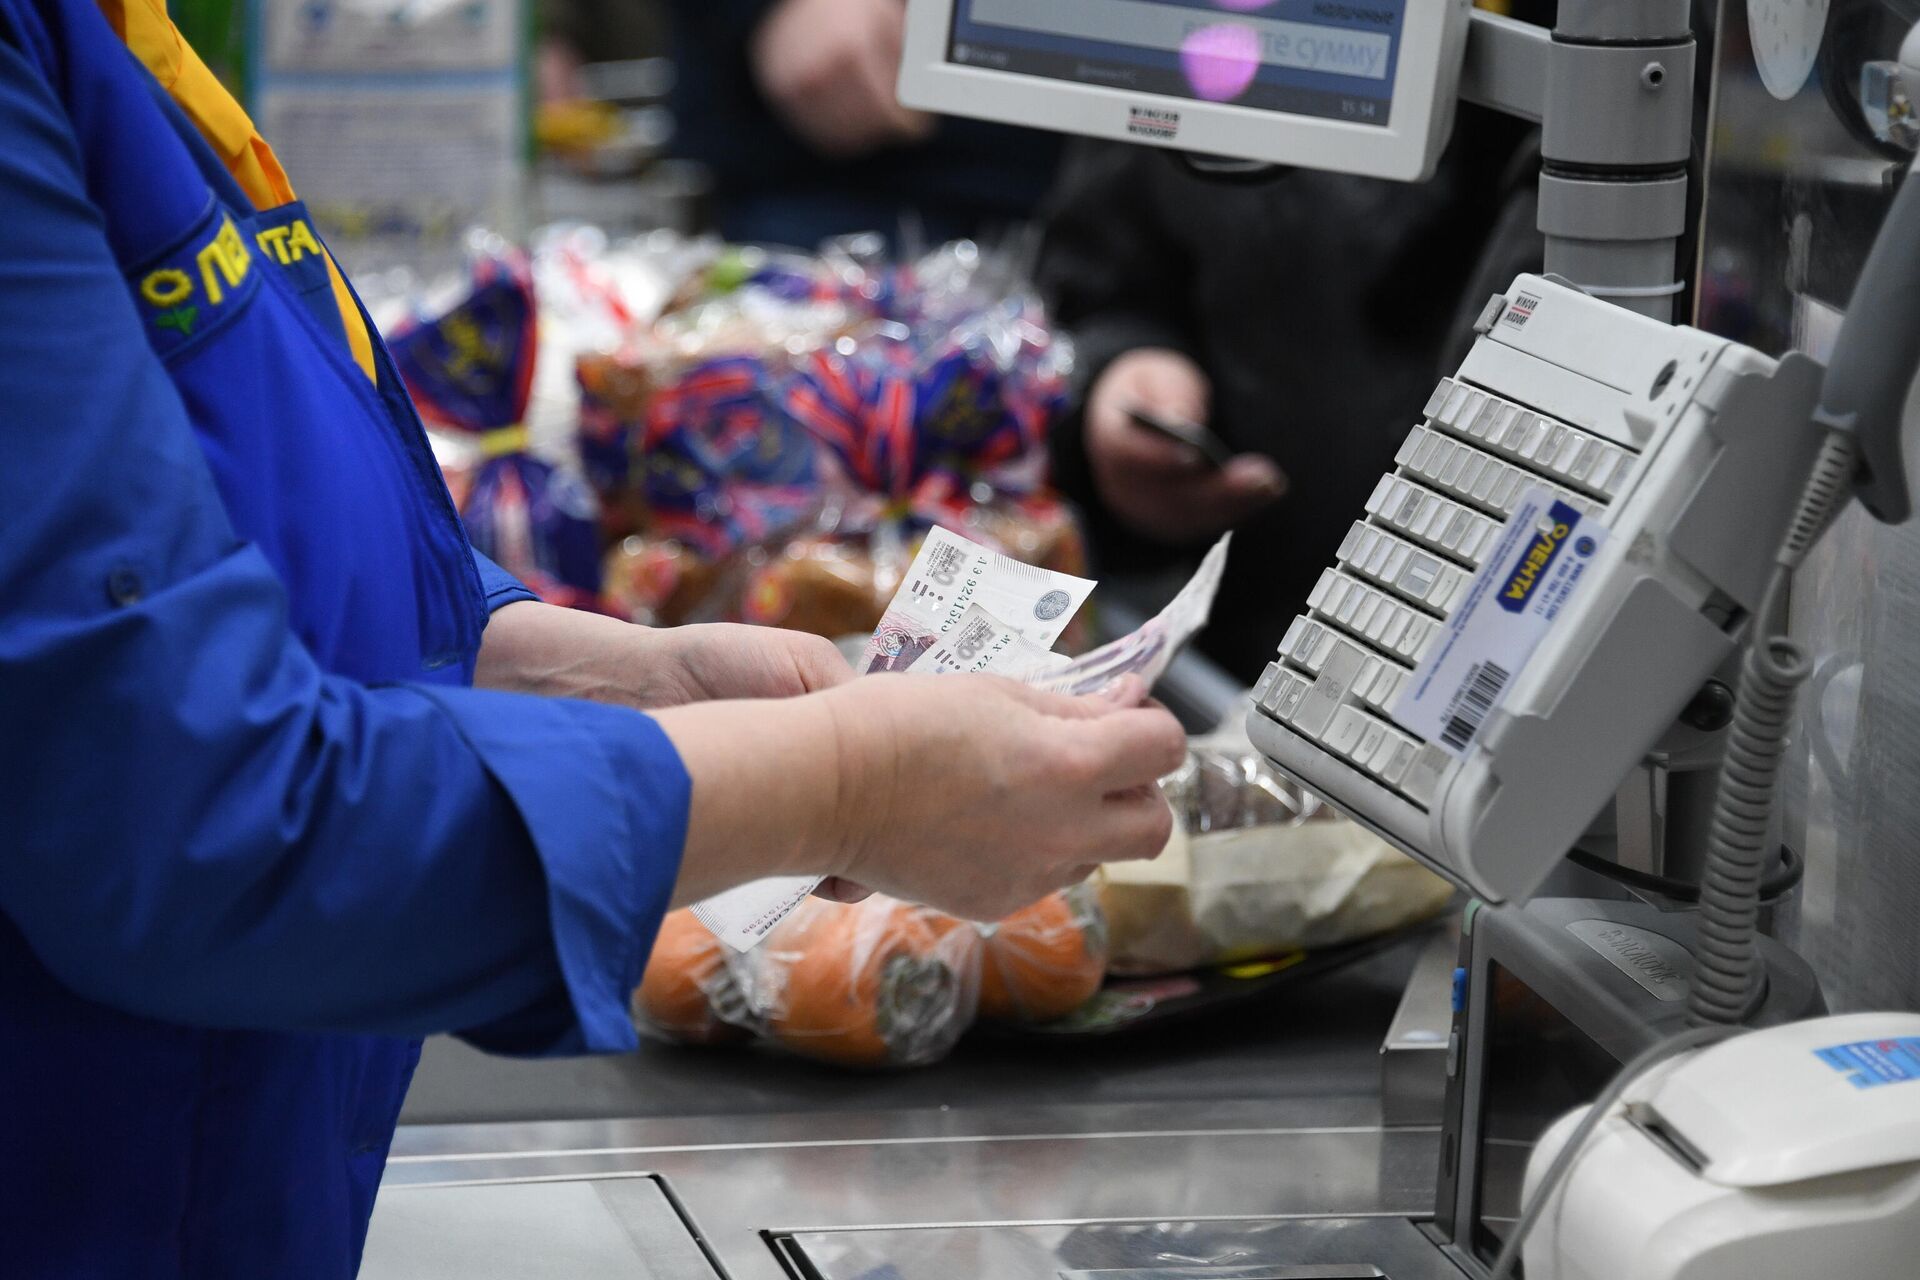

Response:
(1472, 963), (1620, 1269)
(947, 0), (1407, 127)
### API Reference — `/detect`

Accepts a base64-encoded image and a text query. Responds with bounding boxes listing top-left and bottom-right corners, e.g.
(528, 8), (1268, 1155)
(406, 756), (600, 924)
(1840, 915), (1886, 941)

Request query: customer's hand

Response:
(1084, 348), (1287, 544)
(475, 603), (851, 709)
(750, 0), (933, 158)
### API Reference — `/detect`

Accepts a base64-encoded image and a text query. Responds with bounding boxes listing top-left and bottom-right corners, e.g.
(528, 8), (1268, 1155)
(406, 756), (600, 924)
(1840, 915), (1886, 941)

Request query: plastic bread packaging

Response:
(577, 234), (1087, 636)
(760, 494), (1089, 643)
(392, 231), (1084, 626)
(601, 533), (724, 627)
(633, 887), (1112, 1067)
(737, 534), (891, 637)
(1097, 731), (1456, 976)
(385, 247), (607, 607)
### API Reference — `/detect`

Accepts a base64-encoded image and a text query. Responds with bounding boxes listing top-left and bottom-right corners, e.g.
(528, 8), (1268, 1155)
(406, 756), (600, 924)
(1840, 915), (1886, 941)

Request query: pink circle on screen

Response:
(1181, 23), (1262, 102)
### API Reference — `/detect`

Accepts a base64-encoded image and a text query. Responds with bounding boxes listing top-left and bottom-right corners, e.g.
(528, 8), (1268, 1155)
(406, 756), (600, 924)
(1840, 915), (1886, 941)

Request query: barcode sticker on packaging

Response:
(1393, 487), (1606, 758)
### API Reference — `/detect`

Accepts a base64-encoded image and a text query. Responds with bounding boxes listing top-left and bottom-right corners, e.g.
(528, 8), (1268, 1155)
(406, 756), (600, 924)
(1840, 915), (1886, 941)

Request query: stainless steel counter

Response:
(371, 938), (1455, 1279)
(374, 1100), (1444, 1280)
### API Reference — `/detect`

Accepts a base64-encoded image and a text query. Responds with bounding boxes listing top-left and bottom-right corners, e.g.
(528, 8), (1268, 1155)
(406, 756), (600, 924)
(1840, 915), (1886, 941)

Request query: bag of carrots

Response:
(632, 887), (1109, 1068)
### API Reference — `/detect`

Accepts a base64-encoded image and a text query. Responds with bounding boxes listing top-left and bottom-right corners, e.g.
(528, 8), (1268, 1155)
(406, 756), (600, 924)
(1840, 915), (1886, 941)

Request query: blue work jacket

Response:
(0, 0), (690, 1274)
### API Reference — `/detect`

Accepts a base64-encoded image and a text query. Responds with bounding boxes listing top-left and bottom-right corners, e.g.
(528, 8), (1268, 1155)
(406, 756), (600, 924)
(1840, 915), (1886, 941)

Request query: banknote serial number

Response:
(925, 545), (967, 586)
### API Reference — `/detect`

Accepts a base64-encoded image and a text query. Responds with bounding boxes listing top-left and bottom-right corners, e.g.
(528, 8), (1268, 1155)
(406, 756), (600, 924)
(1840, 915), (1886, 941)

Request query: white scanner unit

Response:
(1523, 1014), (1920, 1279)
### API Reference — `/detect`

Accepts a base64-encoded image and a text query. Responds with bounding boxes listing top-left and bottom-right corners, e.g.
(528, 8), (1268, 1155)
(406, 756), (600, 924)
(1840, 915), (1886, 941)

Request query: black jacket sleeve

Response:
(660, 0), (772, 46)
(1036, 143), (1205, 575)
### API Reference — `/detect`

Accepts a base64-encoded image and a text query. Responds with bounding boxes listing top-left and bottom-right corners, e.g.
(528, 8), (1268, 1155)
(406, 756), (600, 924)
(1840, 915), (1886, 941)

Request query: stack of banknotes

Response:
(693, 528), (1231, 950)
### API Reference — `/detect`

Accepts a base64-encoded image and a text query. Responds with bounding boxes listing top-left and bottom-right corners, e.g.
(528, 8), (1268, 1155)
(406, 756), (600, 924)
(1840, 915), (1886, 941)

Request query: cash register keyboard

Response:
(1252, 376), (1639, 809)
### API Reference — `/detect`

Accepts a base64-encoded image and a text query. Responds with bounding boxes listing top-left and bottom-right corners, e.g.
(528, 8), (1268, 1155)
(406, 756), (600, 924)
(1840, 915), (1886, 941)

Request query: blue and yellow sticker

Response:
(1500, 499), (1586, 614)
(133, 205), (259, 360)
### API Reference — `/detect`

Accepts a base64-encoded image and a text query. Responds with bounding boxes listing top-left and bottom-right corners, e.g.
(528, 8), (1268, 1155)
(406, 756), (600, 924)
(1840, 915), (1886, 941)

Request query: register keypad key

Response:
(1258, 372), (1637, 810)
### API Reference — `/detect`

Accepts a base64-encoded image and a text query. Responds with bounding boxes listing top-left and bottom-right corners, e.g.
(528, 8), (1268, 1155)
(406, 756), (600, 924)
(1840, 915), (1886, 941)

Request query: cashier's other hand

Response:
(1085, 348), (1287, 544)
(646, 623), (854, 704)
(476, 603), (851, 709)
(751, 0), (934, 158)
(824, 674), (1184, 920)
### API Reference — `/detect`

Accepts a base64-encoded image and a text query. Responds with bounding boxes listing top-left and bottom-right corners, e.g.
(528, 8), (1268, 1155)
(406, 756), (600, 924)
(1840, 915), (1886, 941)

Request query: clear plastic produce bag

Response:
(632, 886), (1110, 1068)
(1098, 736), (1456, 975)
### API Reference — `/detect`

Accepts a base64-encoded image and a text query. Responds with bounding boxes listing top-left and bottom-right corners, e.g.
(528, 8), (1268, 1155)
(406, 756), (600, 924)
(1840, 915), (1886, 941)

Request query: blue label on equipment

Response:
(1815, 1037), (1920, 1089)
(1498, 500), (1585, 613)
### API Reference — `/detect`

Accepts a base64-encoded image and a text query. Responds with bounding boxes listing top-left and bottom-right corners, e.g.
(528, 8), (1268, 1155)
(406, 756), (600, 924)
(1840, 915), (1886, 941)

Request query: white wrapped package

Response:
(1097, 736), (1454, 975)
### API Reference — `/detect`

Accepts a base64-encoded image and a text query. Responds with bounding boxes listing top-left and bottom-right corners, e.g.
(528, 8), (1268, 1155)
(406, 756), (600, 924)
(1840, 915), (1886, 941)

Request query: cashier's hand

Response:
(1084, 348), (1287, 544)
(750, 0), (933, 158)
(475, 602), (851, 710)
(657, 673), (1182, 912)
(821, 674), (1184, 919)
(643, 623), (853, 704)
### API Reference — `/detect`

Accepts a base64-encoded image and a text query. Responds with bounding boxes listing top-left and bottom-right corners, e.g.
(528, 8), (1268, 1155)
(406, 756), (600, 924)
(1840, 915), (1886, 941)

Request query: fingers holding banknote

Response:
(820, 673), (1185, 920)
(804, 679), (1159, 911)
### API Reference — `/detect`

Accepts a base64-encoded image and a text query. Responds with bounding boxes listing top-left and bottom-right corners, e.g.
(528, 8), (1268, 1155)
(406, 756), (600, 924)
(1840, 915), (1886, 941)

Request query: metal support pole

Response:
(1460, 1), (1695, 321)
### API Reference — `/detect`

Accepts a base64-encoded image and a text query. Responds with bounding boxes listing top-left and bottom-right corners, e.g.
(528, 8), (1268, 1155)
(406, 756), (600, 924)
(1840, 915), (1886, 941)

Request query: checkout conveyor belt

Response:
(372, 937), (1456, 1280)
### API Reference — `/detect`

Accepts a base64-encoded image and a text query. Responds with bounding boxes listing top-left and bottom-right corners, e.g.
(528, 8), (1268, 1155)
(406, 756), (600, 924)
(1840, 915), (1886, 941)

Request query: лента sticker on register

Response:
(1394, 488), (1607, 757)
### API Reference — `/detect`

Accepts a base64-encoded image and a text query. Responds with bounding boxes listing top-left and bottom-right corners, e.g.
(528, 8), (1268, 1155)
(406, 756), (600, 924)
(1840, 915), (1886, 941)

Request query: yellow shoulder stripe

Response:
(101, 0), (378, 383)
(322, 252), (379, 379)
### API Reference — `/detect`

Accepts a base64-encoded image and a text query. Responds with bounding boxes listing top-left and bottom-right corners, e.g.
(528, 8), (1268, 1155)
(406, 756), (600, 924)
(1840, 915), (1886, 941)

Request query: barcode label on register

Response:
(1394, 487), (1607, 758)
(1440, 662), (1511, 752)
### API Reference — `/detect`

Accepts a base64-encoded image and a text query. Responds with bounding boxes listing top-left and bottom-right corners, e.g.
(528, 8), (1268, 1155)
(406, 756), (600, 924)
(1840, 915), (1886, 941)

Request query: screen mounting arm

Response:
(1458, 1), (1695, 322)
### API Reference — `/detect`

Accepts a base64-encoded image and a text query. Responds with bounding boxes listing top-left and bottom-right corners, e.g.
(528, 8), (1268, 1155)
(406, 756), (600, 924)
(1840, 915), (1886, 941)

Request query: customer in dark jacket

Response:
(663, 0), (1059, 246)
(1037, 107), (1542, 682)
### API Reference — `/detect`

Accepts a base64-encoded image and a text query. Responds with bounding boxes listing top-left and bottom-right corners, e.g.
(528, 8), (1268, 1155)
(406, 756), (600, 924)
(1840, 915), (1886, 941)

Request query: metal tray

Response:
(991, 928), (1432, 1041)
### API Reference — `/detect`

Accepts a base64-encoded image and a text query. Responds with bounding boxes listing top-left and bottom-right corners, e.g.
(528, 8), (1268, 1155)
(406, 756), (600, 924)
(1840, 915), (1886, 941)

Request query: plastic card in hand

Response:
(1125, 405), (1233, 470)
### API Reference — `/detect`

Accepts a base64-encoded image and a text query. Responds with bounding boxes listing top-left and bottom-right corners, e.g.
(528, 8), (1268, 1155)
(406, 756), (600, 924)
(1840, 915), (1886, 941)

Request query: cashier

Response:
(0, 1), (1185, 1276)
